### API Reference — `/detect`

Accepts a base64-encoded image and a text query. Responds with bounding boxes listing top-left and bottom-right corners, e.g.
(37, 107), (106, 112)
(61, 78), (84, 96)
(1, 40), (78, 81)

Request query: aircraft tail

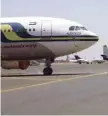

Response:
(101, 55), (108, 60)
(103, 45), (108, 56)
(74, 55), (81, 60)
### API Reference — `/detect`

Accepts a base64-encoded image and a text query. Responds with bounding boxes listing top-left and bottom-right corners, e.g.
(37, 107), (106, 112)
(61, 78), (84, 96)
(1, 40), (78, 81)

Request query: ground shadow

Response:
(1, 72), (94, 77)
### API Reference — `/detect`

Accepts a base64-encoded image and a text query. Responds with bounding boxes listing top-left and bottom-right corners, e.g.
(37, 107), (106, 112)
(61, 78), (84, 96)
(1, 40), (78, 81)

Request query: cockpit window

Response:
(69, 26), (80, 31)
(75, 26), (80, 30)
(69, 26), (88, 31)
(69, 26), (75, 31)
(80, 27), (87, 30)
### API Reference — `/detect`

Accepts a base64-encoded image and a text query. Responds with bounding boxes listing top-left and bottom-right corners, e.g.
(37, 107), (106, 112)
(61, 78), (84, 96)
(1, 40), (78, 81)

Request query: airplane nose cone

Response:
(85, 31), (99, 42)
(92, 35), (99, 42)
(71, 31), (99, 54)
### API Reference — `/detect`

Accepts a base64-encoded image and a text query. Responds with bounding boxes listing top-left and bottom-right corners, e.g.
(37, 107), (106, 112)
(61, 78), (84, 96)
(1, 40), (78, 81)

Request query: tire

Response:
(43, 67), (53, 75)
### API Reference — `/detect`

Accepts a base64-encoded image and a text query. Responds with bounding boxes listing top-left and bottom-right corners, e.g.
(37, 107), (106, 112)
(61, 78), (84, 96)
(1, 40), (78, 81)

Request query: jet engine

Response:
(1, 61), (30, 70)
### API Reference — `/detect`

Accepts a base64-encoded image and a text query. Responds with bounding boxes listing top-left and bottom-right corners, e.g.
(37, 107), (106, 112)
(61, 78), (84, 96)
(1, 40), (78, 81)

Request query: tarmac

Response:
(1, 63), (108, 115)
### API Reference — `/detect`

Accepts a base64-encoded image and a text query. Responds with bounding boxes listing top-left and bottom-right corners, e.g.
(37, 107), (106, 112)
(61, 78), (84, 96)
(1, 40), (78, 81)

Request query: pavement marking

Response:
(1, 72), (107, 93)
(1, 77), (58, 81)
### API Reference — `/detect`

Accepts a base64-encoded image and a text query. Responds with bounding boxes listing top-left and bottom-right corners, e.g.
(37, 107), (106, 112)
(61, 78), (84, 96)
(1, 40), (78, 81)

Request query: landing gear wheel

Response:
(43, 67), (53, 75)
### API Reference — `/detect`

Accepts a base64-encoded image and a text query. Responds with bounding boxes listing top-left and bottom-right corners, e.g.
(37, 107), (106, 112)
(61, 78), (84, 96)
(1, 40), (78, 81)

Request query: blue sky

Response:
(1, 0), (108, 60)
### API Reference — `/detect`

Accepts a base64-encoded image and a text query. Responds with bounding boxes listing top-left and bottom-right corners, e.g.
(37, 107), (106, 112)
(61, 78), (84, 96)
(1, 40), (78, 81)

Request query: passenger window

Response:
(8, 29), (11, 32)
(69, 26), (75, 31)
(29, 29), (31, 31)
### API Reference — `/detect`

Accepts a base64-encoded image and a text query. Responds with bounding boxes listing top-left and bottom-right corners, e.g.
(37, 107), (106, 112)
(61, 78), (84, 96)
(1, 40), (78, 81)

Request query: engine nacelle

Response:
(1, 61), (30, 70)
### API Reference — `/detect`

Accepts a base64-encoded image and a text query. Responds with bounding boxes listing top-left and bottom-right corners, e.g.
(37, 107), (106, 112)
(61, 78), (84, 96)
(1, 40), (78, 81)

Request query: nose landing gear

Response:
(43, 58), (54, 75)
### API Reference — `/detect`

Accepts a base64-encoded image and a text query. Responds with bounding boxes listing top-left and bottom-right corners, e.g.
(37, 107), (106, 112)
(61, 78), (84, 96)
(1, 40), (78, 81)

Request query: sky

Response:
(1, 0), (108, 60)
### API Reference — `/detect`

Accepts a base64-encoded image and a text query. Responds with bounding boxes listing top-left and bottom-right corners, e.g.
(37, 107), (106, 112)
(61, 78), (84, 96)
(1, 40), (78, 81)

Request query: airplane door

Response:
(41, 20), (52, 36)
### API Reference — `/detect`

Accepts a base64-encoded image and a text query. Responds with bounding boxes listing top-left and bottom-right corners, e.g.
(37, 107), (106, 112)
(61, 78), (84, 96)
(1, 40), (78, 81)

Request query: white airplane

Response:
(0, 17), (99, 75)
(92, 58), (105, 64)
(74, 55), (90, 64)
(101, 45), (108, 60)
(91, 45), (108, 63)
(74, 55), (105, 64)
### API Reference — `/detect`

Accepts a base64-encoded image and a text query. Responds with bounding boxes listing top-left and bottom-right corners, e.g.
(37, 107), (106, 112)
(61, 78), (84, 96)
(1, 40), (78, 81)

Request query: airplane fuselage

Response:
(0, 17), (99, 60)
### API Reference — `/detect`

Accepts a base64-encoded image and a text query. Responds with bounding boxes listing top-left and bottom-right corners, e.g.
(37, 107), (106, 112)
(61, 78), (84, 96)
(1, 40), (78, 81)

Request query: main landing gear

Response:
(43, 58), (54, 75)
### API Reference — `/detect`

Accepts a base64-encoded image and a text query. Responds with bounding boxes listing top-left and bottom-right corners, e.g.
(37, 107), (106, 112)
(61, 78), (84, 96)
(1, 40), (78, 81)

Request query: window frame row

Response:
(2, 28), (36, 32)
